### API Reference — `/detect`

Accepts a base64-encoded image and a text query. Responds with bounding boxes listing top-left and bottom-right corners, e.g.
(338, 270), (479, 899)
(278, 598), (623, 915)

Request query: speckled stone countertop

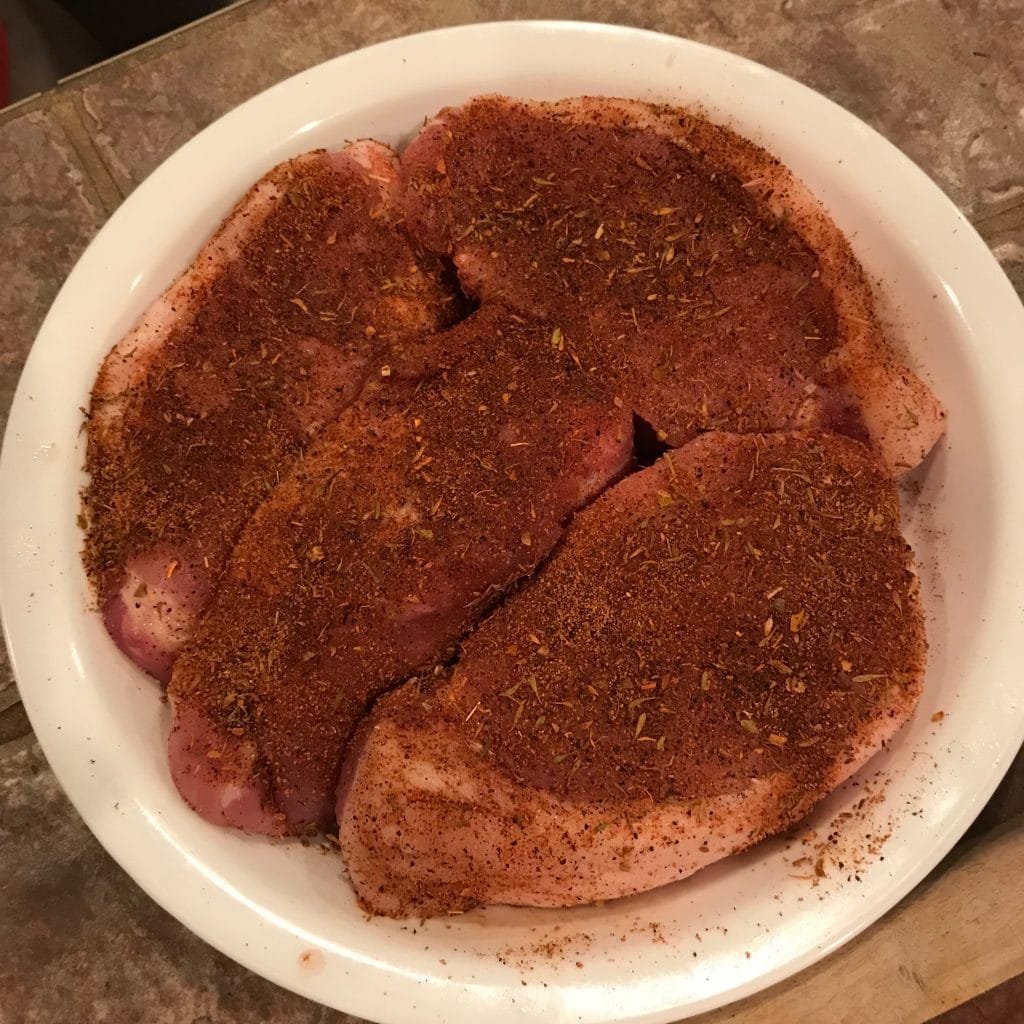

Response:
(1, 2), (1022, 1022)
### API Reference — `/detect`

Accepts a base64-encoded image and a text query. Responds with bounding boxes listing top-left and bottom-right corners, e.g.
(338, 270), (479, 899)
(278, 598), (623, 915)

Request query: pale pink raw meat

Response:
(338, 431), (926, 916)
(85, 142), (459, 682)
(76, 95), (940, 915)
(402, 96), (944, 474)
(168, 307), (633, 834)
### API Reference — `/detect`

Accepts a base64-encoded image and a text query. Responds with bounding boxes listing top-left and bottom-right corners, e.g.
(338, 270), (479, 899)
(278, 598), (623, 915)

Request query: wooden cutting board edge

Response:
(695, 813), (1024, 1024)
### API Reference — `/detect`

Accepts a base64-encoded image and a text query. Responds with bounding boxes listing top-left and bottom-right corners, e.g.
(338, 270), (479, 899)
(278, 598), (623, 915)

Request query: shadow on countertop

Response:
(0, 0), (231, 106)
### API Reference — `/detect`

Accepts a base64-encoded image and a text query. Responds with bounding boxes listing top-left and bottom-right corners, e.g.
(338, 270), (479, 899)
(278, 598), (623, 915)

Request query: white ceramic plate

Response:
(2, 21), (1023, 1024)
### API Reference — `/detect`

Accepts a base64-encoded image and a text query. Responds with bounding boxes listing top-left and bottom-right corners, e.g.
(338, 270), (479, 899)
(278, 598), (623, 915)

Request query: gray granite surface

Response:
(0, 108), (107, 436)
(0, 737), (356, 1024)
(1, 1), (1022, 1021)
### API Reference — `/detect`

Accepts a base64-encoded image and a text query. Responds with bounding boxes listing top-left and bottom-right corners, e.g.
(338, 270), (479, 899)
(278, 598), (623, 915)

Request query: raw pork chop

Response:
(84, 143), (458, 681)
(402, 96), (944, 473)
(339, 431), (925, 916)
(168, 307), (632, 834)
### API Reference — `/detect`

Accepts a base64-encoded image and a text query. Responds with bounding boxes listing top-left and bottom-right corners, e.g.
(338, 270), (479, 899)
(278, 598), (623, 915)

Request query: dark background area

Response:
(0, 0), (230, 106)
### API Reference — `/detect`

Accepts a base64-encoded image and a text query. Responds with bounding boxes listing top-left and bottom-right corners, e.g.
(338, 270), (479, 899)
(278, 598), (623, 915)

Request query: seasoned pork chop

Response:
(168, 308), (632, 834)
(402, 96), (944, 473)
(339, 431), (925, 916)
(84, 143), (458, 681)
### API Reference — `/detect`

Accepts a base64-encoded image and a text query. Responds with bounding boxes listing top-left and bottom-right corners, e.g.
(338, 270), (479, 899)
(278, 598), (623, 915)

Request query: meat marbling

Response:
(402, 96), (944, 474)
(168, 307), (632, 834)
(338, 431), (926, 916)
(84, 142), (458, 681)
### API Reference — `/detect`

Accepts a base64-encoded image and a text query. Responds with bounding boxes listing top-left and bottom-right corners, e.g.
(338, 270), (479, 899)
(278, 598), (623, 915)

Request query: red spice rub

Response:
(168, 307), (632, 833)
(83, 144), (458, 656)
(338, 432), (926, 915)
(448, 431), (925, 804)
(405, 96), (826, 320)
(77, 98), (941, 908)
(402, 96), (944, 471)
